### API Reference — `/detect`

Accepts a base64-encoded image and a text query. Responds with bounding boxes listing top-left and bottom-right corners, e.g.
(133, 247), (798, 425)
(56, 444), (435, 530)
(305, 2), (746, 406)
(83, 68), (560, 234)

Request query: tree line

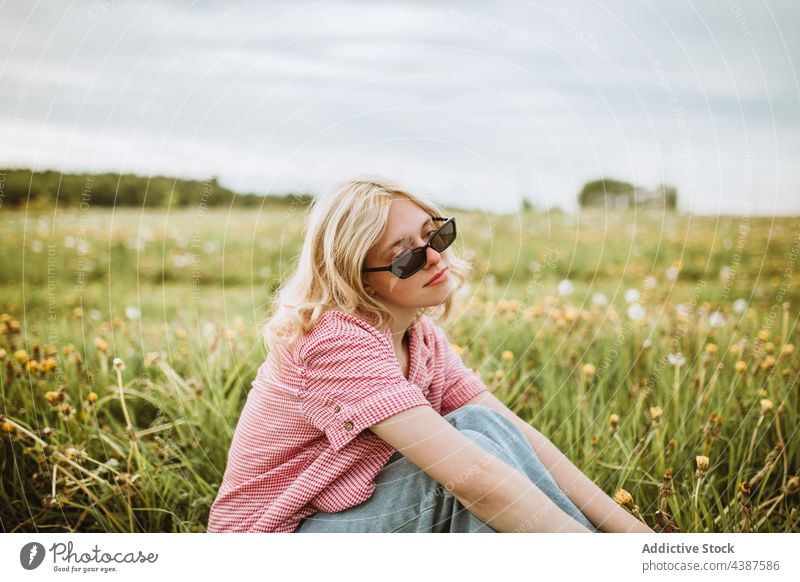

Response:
(0, 168), (314, 209)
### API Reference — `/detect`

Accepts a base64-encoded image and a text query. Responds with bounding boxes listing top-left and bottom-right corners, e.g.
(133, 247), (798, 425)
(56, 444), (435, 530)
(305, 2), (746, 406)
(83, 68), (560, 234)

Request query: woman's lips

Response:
(425, 268), (449, 287)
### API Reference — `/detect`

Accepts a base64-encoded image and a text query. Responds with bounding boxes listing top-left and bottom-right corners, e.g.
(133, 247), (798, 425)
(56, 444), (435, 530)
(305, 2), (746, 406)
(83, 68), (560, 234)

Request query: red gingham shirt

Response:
(207, 309), (488, 533)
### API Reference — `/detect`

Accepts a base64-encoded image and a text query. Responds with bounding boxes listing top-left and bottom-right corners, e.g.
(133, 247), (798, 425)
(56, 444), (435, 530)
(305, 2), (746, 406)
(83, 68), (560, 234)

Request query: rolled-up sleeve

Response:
(431, 324), (490, 416)
(299, 320), (431, 452)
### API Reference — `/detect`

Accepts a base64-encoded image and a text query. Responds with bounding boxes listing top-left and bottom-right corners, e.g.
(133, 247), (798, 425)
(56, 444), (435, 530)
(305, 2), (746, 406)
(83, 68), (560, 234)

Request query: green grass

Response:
(1, 206), (798, 532)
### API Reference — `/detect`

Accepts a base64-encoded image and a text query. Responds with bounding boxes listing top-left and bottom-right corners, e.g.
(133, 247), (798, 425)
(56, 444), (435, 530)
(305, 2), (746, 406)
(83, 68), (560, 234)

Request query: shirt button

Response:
(344, 421), (353, 431)
(333, 404), (341, 413)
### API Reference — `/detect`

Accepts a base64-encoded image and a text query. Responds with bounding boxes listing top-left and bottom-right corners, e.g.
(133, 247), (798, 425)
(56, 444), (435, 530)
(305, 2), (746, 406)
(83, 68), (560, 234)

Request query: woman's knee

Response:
(446, 405), (525, 444)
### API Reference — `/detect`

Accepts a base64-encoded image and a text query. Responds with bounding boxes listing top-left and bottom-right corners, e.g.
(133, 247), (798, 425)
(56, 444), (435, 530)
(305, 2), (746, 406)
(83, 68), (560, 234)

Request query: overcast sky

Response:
(1, 0), (798, 214)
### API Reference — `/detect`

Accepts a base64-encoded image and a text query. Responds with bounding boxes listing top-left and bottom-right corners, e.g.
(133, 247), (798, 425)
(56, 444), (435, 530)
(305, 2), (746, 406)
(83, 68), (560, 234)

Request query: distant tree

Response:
(578, 178), (635, 207)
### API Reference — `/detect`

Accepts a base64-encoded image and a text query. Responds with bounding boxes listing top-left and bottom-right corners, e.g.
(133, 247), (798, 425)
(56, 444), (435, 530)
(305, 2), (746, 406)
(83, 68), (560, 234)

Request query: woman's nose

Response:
(424, 245), (442, 267)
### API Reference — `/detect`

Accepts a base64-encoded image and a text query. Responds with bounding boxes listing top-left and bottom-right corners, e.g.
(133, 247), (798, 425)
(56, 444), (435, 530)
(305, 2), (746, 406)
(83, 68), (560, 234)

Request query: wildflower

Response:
(451, 344), (464, 355)
(175, 328), (188, 339)
(557, 279), (574, 296)
(764, 342), (775, 354)
(779, 344), (795, 356)
(732, 298), (748, 314)
(650, 406), (663, 420)
(144, 351), (160, 368)
(86, 391), (98, 404)
(760, 355), (776, 371)
(40, 357), (58, 373)
(124, 305), (141, 320)
(708, 311), (726, 328)
(627, 303), (646, 321)
(582, 363), (596, 377)
(676, 303), (691, 318)
(14, 350), (29, 364)
(613, 489), (634, 509)
(1, 420), (15, 435)
(44, 390), (65, 405)
(494, 370), (504, 380)
(72, 307), (83, 318)
(624, 288), (640, 304)
(112, 357), (125, 371)
(643, 276), (657, 289)
(642, 339), (653, 350)
(501, 350), (514, 363)
(665, 265), (679, 281)
(609, 413), (619, 431)
(0, 348), (6, 360)
(223, 329), (237, 340)
(94, 337), (109, 352)
(735, 360), (747, 373)
(704, 343), (718, 354)
(757, 330), (770, 342)
(696, 455), (709, 472)
(591, 292), (608, 307)
(25, 360), (39, 373)
(760, 399), (773, 414)
(668, 352), (687, 367)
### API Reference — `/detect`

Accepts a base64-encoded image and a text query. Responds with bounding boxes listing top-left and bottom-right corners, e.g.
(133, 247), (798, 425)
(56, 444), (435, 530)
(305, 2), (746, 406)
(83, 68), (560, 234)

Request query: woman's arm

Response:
(464, 391), (655, 533)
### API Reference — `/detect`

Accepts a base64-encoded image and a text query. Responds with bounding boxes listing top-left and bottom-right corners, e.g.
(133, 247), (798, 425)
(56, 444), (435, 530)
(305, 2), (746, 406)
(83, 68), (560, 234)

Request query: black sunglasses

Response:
(363, 217), (456, 279)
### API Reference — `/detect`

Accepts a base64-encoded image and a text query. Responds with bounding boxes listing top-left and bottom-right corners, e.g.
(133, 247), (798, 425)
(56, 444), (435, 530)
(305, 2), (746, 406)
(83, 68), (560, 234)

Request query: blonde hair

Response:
(263, 175), (473, 369)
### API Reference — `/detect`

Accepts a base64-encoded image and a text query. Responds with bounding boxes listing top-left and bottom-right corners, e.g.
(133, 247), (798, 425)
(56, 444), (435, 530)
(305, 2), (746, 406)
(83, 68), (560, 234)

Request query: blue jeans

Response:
(295, 404), (599, 533)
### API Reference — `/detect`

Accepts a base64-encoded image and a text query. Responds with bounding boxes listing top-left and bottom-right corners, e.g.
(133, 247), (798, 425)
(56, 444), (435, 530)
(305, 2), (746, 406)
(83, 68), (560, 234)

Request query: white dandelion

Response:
(591, 292), (608, 306)
(557, 279), (574, 296)
(708, 310), (726, 328)
(732, 298), (748, 314)
(624, 288), (640, 304)
(627, 303), (646, 321)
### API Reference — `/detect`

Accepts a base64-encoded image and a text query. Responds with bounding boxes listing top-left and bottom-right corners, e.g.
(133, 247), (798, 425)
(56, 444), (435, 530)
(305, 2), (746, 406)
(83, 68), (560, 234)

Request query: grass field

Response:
(1, 205), (798, 532)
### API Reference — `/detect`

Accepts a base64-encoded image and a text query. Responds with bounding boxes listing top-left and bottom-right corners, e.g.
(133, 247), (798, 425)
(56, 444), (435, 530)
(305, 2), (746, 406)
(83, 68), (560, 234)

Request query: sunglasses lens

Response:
(430, 219), (456, 252)
(393, 248), (427, 278)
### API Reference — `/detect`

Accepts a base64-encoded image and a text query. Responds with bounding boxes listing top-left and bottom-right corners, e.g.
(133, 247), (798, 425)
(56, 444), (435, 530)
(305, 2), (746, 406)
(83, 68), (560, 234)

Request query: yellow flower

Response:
(72, 307), (83, 318)
(44, 391), (64, 405)
(696, 455), (709, 472)
(144, 351), (160, 368)
(764, 342), (775, 354)
(704, 343), (718, 354)
(609, 413), (619, 427)
(94, 337), (109, 353)
(582, 363), (597, 376)
(494, 369), (504, 380)
(613, 489), (634, 509)
(40, 357), (58, 373)
(757, 329), (770, 341)
(14, 350), (29, 364)
(501, 350), (514, 362)
(735, 360), (747, 373)
(175, 328), (188, 339)
(649, 406), (663, 420)
(451, 343), (464, 355)
(86, 391), (98, 404)
(1, 420), (15, 434)
(25, 360), (39, 373)
(0, 348), (5, 360)
(760, 355), (776, 371)
(779, 344), (795, 356)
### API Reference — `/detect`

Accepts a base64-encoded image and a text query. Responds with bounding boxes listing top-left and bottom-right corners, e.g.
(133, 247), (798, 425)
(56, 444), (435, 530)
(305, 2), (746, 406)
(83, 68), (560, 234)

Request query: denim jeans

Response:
(295, 404), (599, 533)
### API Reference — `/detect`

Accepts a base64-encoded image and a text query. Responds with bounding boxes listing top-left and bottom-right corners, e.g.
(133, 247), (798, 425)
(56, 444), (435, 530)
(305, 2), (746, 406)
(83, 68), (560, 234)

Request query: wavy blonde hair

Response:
(263, 175), (473, 369)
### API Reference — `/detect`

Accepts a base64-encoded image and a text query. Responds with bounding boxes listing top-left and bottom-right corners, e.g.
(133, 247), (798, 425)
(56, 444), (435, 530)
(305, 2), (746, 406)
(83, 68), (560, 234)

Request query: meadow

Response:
(1, 204), (798, 532)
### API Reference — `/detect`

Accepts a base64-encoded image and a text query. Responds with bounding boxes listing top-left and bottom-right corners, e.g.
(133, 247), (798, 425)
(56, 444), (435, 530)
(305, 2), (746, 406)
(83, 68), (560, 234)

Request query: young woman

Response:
(207, 177), (654, 533)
